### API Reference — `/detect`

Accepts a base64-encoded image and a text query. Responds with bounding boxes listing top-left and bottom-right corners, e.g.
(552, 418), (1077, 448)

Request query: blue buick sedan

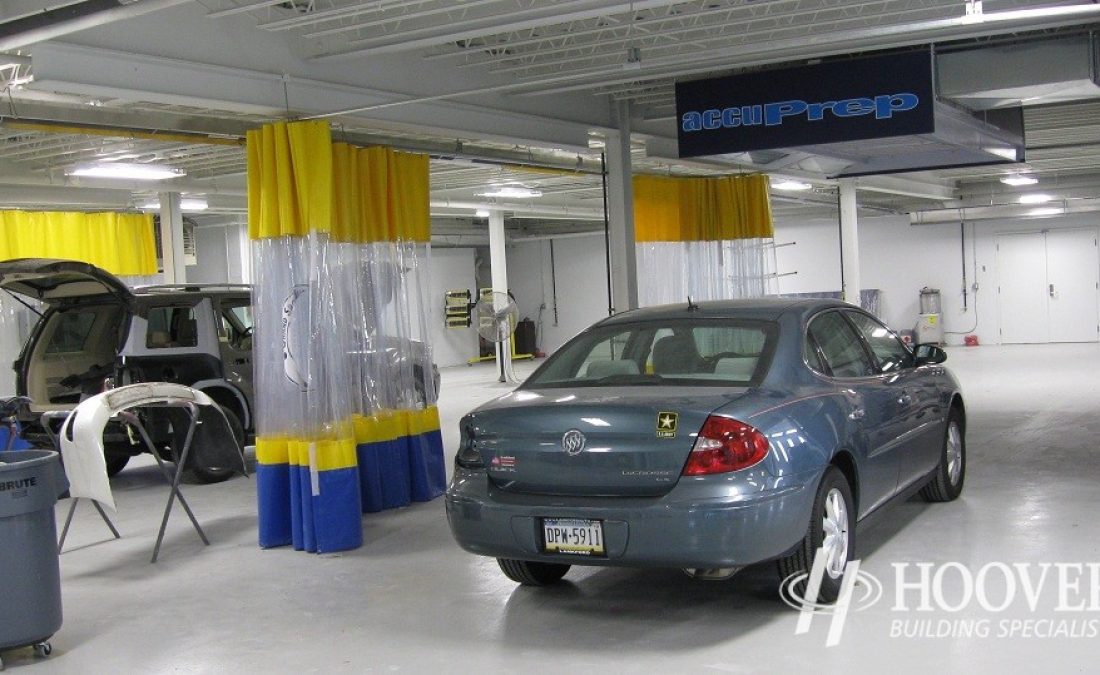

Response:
(445, 299), (965, 601)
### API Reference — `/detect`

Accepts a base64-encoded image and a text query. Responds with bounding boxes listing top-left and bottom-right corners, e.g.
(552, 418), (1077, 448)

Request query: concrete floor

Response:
(4, 344), (1099, 673)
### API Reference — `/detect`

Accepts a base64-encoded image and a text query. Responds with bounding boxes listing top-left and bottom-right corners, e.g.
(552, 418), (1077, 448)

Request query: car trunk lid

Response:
(470, 387), (748, 497)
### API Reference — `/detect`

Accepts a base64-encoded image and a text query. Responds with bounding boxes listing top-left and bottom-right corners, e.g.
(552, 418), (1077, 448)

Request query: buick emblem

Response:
(561, 429), (586, 456)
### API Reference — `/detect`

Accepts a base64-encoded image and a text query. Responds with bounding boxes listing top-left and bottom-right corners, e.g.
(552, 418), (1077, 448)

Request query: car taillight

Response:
(682, 416), (770, 476)
(456, 423), (483, 469)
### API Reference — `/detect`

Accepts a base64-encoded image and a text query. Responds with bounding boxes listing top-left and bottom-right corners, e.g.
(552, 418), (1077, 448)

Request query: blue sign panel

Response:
(675, 51), (935, 158)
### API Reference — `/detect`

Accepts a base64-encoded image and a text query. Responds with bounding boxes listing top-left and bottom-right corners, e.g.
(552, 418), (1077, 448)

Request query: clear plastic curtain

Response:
(250, 122), (443, 554)
(637, 239), (778, 306)
(250, 121), (361, 553)
(340, 145), (444, 515)
(633, 174), (776, 307)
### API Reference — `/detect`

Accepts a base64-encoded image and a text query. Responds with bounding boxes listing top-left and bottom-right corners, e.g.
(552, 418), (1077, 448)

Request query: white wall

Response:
(427, 247), (479, 367)
(507, 233), (610, 355)
(186, 223), (250, 284)
(774, 212), (1100, 345)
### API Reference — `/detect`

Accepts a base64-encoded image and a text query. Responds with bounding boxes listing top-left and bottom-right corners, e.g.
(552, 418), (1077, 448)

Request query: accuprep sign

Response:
(675, 51), (935, 158)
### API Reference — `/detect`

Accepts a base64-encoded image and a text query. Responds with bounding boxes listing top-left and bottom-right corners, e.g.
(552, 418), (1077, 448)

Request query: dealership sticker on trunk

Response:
(656, 411), (678, 438)
(489, 455), (517, 472)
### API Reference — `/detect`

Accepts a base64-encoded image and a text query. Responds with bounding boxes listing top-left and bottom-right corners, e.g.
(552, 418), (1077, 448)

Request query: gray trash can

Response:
(0, 449), (64, 664)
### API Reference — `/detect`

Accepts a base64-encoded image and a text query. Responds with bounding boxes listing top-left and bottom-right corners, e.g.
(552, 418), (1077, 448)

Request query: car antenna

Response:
(686, 295), (699, 311)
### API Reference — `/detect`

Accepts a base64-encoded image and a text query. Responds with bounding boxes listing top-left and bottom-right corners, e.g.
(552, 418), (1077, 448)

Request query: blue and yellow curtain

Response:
(632, 174), (776, 306)
(248, 121), (444, 554)
(0, 210), (156, 276)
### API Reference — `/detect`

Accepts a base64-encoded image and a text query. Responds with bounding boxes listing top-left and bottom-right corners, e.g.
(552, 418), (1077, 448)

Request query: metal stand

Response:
(42, 411), (121, 553)
(43, 403), (210, 563)
(117, 407), (209, 563)
(58, 498), (121, 552)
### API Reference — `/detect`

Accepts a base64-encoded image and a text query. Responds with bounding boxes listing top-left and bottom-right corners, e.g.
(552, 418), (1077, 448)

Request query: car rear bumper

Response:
(445, 466), (819, 569)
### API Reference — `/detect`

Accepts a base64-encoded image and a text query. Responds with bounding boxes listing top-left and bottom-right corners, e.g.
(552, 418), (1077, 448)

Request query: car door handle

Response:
(848, 408), (865, 421)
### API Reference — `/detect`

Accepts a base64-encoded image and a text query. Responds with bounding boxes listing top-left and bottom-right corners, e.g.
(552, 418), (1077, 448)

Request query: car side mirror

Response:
(913, 344), (947, 366)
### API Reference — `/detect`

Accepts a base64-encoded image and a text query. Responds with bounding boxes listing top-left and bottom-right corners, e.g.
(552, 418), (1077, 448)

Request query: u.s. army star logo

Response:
(656, 411), (678, 438)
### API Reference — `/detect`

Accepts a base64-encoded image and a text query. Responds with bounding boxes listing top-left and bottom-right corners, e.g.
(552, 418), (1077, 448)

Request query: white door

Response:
(997, 232), (1049, 344)
(1047, 228), (1100, 343)
(997, 229), (1100, 344)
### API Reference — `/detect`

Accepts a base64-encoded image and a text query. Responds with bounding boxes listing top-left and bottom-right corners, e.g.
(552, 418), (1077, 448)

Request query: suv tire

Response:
(103, 443), (132, 477)
(185, 405), (243, 485)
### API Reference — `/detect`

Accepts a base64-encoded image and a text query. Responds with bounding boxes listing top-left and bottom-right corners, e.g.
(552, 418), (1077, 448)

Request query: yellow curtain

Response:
(633, 174), (773, 242)
(331, 143), (430, 244)
(0, 210), (156, 276)
(247, 120), (334, 239)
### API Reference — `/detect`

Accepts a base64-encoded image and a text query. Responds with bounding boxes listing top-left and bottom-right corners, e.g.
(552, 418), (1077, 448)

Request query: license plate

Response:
(542, 518), (605, 556)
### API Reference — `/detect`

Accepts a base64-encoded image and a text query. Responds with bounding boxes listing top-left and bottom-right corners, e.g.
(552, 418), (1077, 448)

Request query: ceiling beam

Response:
(30, 42), (605, 152)
(506, 5), (1100, 98)
(312, 0), (672, 60)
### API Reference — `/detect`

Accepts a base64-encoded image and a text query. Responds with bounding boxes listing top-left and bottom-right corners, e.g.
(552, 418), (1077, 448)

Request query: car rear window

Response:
(525, 319), (777, 388)
(44, 310), (97, 354)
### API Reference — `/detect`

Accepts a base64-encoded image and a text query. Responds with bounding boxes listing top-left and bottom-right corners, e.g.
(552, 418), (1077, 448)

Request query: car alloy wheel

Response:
(822, 487), (850, 580)
(776, 466), (856, 603)
(921, 410), (965, 503)
(945, 422), (963, 486)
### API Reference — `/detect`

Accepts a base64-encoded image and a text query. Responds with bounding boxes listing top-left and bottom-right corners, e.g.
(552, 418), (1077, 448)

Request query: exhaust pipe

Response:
(683, 567), (743, 581)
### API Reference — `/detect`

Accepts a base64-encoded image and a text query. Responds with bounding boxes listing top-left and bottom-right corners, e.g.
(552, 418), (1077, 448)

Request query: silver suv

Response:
(0, 259), (255, 483)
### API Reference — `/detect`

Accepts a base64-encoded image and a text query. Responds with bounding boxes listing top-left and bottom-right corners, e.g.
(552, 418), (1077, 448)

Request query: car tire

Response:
(186, 405), (243, 485)
(920, 410), (965, 503)
(497, 558), (570, 586)
(103, 444), (132, 477)
(776, 466), (856, 604)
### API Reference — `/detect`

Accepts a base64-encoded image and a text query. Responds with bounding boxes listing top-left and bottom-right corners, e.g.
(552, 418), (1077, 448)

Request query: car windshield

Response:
(525, 319), (778, 388)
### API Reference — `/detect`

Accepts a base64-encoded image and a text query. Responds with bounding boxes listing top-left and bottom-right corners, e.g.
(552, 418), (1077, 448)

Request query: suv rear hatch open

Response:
(0, 259), (133, 412)
(0, 258), (134, 305)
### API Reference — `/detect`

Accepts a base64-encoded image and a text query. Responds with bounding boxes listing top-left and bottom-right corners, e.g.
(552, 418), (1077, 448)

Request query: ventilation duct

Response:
(937, 35), (1100, 110)
(795, 102), (1024, 178)
(677, 50), (1025, 177)
(0, 0), (191, 51)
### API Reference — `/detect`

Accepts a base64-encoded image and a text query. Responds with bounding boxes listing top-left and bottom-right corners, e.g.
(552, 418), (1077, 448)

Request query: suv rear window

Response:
(44, 310), (97, 354)
(525, 319), (776, 388)
(146, 306), (199, 349)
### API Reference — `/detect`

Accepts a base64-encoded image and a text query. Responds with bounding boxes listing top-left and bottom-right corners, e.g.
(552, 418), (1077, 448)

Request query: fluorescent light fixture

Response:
(140, 197), (208, 212)
(986, 147), (1020, 161)
(1028, 207), (1062, 217)
(475, 209), (490, 218)
(961, 0), (983, 23)
(1018, 193), (1053, 205)
(1000, 175), (1038, 186)
(476, 186), (543, 199)
(68, 162), (185, 181)
(771, 179), (812, 191)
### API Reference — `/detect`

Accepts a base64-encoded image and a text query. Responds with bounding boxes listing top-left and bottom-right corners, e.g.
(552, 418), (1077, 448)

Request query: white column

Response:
(158, 191), (186, 284)
(487, 210), (516, 382)
(839, 179), (861, 306)
(235, 219), (252, 284)
(604, 99), (638, 313)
